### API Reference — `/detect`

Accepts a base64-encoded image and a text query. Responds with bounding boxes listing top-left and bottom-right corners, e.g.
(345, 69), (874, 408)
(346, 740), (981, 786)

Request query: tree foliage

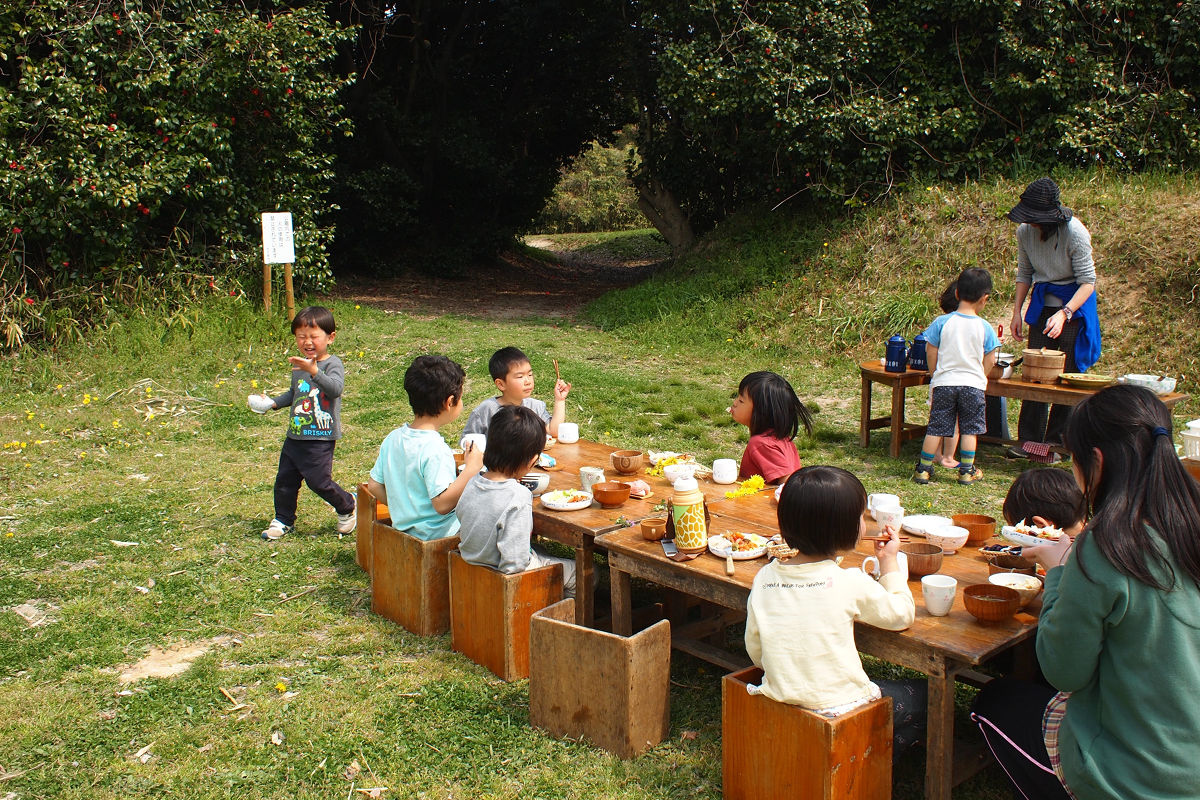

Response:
(1, 0), (351, 345)
(327, 0), (632, 275)
(632, 0), (1200, 237)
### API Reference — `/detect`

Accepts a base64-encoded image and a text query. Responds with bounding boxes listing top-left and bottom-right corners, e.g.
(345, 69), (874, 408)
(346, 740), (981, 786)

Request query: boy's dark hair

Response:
(292, 306), (336, 334)
(1002, 468), (1087, 530)
(739, 371), (814, 439)
(955, 268), (993, 303)
(939, 280), (958, 314)
(483, 405), (546, 476)
(489, 347), (530, 381)
(404, 355), (466, 417)
(777, 466), (866, 556)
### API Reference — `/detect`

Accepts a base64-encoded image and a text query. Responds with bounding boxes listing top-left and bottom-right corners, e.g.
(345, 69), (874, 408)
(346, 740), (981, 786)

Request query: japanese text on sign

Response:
(261, 212), (295, 264)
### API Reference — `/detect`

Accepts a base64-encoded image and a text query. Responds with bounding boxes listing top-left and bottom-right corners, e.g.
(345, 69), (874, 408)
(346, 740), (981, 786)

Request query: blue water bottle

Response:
(908, 333), (928, 371)
(885, 335), (908, 373)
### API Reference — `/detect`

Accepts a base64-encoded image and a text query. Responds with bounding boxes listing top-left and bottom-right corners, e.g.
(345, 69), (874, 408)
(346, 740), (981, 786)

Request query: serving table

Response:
(598, 496), (1039, 800)
(859, 359), (1189, 458)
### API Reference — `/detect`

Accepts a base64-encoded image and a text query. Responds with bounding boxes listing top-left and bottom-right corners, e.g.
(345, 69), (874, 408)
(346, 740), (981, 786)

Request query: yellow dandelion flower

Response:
(5, 532), (12, 537)
(275, 682), (287, 692)
(355, 304), (360, 309)
(112, 420), (121, 429)
(78, 452), (86, 459)
(251, 379), (259, 389)
(236, 363), (243, 369)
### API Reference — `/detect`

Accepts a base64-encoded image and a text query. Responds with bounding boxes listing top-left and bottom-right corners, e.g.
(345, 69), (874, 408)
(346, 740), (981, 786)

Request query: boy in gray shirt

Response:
(455, 405), (576, 596)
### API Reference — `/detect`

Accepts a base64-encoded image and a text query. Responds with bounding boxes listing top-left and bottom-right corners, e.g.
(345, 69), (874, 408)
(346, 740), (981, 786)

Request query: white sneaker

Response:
(336, 505), (356, 534)
(248, 394), (274, 414)
(261, 519), (293, 540)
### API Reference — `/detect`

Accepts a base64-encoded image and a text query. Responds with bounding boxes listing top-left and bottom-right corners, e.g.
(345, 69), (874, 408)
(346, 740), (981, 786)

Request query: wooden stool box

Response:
(355, 483), (376, 573)
(529, 598), (671, 758)
(722, 666), (892, 800)
(371, 522), (459, 636)
(448, 550), (563, 681)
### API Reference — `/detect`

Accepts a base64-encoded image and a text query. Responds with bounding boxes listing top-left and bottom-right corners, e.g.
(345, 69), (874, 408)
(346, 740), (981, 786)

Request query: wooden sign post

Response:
(261, 212), (296, 320)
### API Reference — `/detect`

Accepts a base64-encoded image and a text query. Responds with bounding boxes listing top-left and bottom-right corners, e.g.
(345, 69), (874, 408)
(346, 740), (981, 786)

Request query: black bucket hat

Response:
(1007, 177), (1073, 225)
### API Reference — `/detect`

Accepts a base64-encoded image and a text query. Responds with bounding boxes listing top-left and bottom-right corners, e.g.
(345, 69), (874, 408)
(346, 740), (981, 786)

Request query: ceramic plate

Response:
(708, 532), (769, 560)
(540, 490), (593, 511)
(900, 514), (953, 536)
(544, 436), (556, 449)
(1000, 525), (1065, 548)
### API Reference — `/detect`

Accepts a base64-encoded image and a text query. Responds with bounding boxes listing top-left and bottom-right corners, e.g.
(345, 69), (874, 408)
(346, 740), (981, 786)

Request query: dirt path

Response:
(332, 243), (660, 319)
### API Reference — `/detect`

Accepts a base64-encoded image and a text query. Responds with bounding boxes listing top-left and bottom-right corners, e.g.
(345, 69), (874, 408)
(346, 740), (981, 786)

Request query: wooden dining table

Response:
(530, 439), (735, 626)
(598, 491), (1041, 800)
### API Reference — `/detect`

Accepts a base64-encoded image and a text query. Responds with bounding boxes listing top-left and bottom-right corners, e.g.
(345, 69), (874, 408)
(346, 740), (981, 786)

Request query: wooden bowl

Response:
(952, 513), (996, 544)
(986, 553), (1037, 576)
(640, 518), (667, 541)
(988, 573), (1043, 608)
(610, 450), (645, 475)
(963, 583), (1021, 622)
(591, 481), (631, 509)
(900, 542), (943, 577)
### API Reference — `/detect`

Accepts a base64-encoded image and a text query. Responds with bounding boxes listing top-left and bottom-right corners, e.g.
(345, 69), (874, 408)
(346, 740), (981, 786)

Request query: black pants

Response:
(1018, 306), (1081, 445)
(273, 437), (354, 527)
(971, 678), (1071, 800)
(876, 679), (928, 762)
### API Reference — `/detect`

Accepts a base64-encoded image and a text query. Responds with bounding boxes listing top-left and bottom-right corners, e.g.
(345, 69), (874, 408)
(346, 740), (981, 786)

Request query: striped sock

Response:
(919, 451), (935, 469)
(959, 449), (976, 472)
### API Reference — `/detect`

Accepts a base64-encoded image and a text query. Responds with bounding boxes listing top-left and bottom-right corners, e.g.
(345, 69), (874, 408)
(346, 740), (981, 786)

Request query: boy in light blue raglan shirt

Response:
(913, 268), (1001, 487)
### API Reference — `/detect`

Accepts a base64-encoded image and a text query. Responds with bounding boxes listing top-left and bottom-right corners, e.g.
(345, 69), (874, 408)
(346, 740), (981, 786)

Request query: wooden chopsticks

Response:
(553, 359), (561, 382)
(862, 535), (910, 543)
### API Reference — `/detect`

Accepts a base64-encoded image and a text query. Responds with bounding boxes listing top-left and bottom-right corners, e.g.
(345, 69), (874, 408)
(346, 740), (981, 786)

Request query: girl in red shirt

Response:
(730, 371), (813, 484)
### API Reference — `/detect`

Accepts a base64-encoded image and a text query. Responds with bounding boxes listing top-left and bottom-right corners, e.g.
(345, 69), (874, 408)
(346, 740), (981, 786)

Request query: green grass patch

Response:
(4, 171), (1199, 799)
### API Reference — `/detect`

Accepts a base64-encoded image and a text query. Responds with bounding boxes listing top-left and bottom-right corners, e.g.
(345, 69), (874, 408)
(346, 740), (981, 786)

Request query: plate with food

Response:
(1059, 372), (1115, 389)
(626, 479), (654, 500)
(708, 532), (770, 560)
(540, 489), (593, 511)
(1000, 520), (1066, 547)
(900, 514), (953, 536)
(544, 435), (556, 449)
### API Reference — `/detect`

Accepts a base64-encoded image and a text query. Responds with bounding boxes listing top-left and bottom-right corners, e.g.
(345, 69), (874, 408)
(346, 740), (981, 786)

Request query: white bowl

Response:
(662, 462), (697, 484)
(989, 572), (1043, 608)
(1118, 374), (1177, 395)
(925, 525), (969, 554)
(519, 472), (550, 496)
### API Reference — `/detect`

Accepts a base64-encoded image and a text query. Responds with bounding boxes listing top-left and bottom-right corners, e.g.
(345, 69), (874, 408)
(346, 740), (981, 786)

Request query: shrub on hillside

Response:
(535, 141), (648, 233)
(0, 0), (351, 347)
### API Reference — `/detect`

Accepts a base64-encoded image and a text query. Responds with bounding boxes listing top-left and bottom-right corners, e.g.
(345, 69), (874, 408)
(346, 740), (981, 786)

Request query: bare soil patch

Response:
(333, 245), (658, 319)
(117, 636), (236, 684)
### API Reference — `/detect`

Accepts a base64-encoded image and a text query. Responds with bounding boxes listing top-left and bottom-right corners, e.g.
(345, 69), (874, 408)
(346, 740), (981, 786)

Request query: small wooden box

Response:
(448, 550), (563, 681)
(371, 522), (458, 636)
(722, 666), (892, 800)
(529, 598), (671, 758)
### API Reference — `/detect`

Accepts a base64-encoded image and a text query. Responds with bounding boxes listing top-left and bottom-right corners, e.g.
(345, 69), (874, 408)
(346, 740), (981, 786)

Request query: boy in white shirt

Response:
(914, 268), (1001, 486)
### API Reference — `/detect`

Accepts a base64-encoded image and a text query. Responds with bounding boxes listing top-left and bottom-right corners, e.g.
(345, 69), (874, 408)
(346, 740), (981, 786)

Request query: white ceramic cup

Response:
(876, 506), (905, 531)
(461, 433), (486, 453)
(579, 466), (605, 492)
(921, 574), (958, 616)
(867, 493), (900, 520)
(557, 422), (579, 443)
(860, 552), (908, 582)
(712, 458), (738, 484)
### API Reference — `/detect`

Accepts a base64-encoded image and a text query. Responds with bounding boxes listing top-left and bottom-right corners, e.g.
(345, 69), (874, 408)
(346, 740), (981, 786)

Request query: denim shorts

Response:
(928, 385), (986, 437)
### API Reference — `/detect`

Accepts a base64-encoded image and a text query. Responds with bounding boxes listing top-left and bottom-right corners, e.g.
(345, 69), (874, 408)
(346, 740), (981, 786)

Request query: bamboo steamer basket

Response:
(1022, 347), (1066, 384)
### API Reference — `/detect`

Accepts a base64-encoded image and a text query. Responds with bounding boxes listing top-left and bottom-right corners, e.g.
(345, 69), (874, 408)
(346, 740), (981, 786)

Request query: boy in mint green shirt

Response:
(367, 355), (483, 540)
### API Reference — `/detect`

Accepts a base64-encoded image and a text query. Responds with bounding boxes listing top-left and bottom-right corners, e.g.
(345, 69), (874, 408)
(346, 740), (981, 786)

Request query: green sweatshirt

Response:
(1037, 527), (1200, 799)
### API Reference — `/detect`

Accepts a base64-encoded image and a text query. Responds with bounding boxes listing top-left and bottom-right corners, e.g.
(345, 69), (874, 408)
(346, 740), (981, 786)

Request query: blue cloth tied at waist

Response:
(1025, 282), (1101, 373)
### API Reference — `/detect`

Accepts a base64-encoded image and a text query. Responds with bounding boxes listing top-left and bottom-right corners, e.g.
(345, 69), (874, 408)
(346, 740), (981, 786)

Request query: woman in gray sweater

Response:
(1006, 178), (1101, 455)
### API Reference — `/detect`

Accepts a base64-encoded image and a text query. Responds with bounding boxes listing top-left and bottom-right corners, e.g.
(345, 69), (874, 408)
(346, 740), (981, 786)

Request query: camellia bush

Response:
(631, 0), (1200, 243)
(0, 0), (352, 347)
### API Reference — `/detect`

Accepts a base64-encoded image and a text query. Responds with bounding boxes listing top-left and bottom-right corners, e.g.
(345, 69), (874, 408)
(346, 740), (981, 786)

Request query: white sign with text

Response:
(261, 212), (295, 264)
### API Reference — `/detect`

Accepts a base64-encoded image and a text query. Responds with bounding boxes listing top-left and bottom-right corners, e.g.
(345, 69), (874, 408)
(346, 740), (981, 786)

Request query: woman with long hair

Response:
(972, 385), (1200, 799)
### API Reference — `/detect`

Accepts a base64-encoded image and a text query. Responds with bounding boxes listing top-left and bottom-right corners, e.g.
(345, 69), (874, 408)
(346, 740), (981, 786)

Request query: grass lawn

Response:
(3, 172), (1197, 799)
